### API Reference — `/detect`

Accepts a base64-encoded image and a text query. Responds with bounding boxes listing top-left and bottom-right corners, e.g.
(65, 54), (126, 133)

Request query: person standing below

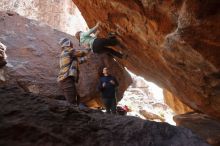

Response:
(75, 22), (127, 59)
(98, 67), (119, 114)
(57, 38), (90, 106)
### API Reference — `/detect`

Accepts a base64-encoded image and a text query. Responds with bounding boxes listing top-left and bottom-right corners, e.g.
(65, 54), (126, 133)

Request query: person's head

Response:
(102, 67), (109, 76)
(75, 31), (82, 41)
(59, 38), (73, 49)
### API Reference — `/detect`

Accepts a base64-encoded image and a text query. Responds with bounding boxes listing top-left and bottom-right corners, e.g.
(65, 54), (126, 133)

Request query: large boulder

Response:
(73, 0), (220, 119)
(163, 89), (193, 114)
(174, 113), (220, 146)
(77, 53), (132, 107)
(0, 86), (210, 146)
(0, 0), (87, 34)
(0, 11), (131, 106)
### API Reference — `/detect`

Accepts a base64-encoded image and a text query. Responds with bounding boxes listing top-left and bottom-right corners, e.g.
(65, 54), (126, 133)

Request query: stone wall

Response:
(0, 0), (87, 34)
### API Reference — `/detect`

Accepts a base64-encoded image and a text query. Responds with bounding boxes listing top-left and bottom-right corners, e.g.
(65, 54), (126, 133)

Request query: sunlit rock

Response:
(73, 0), (220, 119)
(164, 89), (193, 114)
(0, 0), (87, 34)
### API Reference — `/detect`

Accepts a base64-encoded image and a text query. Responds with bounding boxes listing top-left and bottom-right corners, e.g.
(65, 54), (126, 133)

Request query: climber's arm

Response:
(81, 22), (100, 36)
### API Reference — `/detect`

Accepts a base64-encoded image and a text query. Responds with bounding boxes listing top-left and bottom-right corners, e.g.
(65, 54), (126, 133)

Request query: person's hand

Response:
(96, 21), (101, 27)
(110, 80), (115, 85)
(82, 43), (89, 48)
(87, 48), (92, 52)
(102, 82), (106, 87)
(86, 52), (92, 59)
(95, 30), (100, 35)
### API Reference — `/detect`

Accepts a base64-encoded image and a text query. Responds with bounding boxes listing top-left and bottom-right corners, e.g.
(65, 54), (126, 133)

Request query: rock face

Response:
(73, 0), (220, 119)
(174, 113), (220, 146)
(0, 11), (131, 106)
(0, 0), (87, 34)
(164, 89), (193, 114)
(139, 110), (165, 122)
(0, 86), (210, 146)
(77, 54), (132, 107)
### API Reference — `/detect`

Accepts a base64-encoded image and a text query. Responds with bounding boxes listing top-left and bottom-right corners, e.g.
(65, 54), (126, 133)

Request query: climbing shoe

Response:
(108, 32), (117, 39)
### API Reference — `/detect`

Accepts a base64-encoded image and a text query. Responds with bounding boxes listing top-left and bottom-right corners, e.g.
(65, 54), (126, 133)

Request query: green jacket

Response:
(80, 25), (98, 49)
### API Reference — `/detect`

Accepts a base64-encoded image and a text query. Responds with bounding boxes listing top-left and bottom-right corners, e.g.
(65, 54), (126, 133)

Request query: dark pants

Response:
(92, 38), (123, 58)
(0, 60), (6, 68)
(102, 97), (117, 114)
(59, 76), (77, 104)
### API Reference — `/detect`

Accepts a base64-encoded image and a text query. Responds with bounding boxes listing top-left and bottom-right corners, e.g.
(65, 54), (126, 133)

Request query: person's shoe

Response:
(117, 42), (127, 50)
(80, 107), (92, 112)
(108, 32), (117, 39)
(78, 103), (88, 110)
(49, 106), (69, 113)
(71, 103), (78, 107)
(118, 51), (128, 60)
(122, 53), (128, 59)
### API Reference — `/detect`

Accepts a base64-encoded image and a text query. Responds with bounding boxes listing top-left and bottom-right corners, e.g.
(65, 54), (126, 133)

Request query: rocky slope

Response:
(174, 113), (220, 146)
(0, 85), (210, 146)
(0, 11), (131, 106)
(73, 0), (220, 119)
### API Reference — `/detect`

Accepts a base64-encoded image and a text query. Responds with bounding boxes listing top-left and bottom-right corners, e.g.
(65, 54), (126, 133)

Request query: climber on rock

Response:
(75, 21), (127, 59)
(57, 37), (91, 107)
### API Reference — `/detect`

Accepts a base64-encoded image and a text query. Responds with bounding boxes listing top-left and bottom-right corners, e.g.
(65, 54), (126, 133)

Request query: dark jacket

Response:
(98, 75), (119, 98)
